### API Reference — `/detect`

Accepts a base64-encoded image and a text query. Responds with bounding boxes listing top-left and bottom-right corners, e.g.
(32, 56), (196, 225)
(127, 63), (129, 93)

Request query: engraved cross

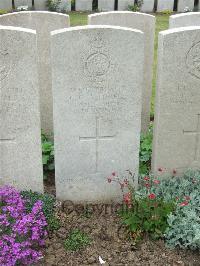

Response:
(183, 114), (200, 161)
(79, 117), (115, 173)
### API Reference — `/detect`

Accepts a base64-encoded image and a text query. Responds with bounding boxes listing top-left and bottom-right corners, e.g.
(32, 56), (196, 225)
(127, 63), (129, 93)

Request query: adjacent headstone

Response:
(89, 12), (155, 133)
(34, 0), (48, 10)
(169, 12), (200, 28)
(152, 26), (200, 176)
(157, 0), (174, 12)
(14, 0), (32, 9)
(0, 26), (43, 192)
(118, 0), (134, 10)
(0, 12), (70, 136)
(177, 0), (194, 12)
(141, 0), (154, 12)
(98, 0), (115, 11)
(0, 0), (12, 10)
(51, 25), (144, 202)
(75, 0), (92, 11)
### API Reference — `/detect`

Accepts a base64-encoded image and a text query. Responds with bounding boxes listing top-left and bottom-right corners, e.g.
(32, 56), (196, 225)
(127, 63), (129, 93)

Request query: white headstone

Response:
(89, 12), (155, 133)
(51, 25), (144, 202)
(14, 0), (32, 8)
(118, 0), (134, 10)
(169, 12), (200, 28)
(141, 0), (154, 12)
(98, 0), (115, 11)
(157, 0), (174, 12)
(75, 0), (92, 11)
(0, 12), (70, 136)
(34, 0), (48, 10)
(0, 26), (43, 192)
(152, 26), (200, 176)
(0, 0), (12, 10)
(177, 0), (194, 12)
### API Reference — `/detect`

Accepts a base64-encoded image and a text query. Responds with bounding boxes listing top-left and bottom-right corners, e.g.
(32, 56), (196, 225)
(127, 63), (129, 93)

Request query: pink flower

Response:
(143, 176), (150, 181)
(148, 193), (156, 200)
(179, 201), (189, 207)
(153, 179), (160, 185)
(123, 192), (131, 205)
(112, 172), (116, 176)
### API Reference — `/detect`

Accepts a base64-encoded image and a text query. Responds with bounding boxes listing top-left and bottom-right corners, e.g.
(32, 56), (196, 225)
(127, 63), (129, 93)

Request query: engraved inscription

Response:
(79, 117), (116, 173)
(0, 49), (11, 81)
(85, 52), (110, 77)
(186, 42), (200, 79)
(183, 114), (200, 161)
(169, 84), (196, 105)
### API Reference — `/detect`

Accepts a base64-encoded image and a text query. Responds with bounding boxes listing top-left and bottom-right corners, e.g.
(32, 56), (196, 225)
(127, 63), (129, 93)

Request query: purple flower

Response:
(0, 186), (47, 265)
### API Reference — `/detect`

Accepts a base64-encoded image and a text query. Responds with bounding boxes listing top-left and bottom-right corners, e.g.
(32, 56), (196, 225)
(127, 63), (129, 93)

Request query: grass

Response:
(68, 12), (170, 115)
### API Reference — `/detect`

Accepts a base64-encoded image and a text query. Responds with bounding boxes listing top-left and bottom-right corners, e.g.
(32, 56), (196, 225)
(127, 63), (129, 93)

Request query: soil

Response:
(36, 177), (200, 266)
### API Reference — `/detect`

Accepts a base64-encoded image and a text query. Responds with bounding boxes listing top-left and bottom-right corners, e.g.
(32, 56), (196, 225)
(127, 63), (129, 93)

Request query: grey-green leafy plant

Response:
(137, 170), (200, 250)
(64, 229), (91, 251)
(46, 0), (61, 11)
(139, 125), (153, 175)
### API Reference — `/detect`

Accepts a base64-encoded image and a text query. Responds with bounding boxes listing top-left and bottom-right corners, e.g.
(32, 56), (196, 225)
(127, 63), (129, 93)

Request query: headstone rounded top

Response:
(51, 24), (144, 36)
(0, 25), (36, 34)
(170, 12), (200, 19)
(169, 12), (200, 28)
(0, 11), (69, 19)
(160, 25), (200, 36)
(88, 11), (155, 19)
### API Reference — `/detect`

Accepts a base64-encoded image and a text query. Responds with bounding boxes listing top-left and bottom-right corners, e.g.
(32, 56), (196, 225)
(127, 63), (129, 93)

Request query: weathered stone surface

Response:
(0, 0), (12, 10)
(118, 0), (134, 10)
(157, 0), (174, 12)
(0, 26), (43, 192)
(141, 0), (154, 12)
(169, 12), (200, 28)
(34, 0), (48, 10)
(177, 0), (194, 12)
(75, 0), (92, 11)
(88, 12), (155, 133)
(98, 0), (115, 11)
(14, 0), (32, 8)
(0, 12), (69, 136)
(152, 26), (200, 176)
(51, 25), (144, 202)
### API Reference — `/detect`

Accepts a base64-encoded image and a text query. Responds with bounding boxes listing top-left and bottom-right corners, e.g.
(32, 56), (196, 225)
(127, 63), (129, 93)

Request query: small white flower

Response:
(99, 256), (106, 264)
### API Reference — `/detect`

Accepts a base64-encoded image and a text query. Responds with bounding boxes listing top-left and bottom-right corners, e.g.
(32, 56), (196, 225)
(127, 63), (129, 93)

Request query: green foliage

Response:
(0, 9), (8, 15)
(159, 10), (173, 15)
(21, 190), (60, 231)
(120, 189), (174, 242)
(139, 125), (153, 175)
(128, 0), (143, 11)
(41, 132), (54, 177)
(64, 229), (91, 251)
(46, 0), (61, 11)
(137, 170), (200, 250)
